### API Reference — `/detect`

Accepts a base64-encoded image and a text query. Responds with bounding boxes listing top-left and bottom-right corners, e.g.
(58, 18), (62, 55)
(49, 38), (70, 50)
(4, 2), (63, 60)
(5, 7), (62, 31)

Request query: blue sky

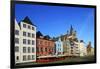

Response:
(15, 4), (95, 47)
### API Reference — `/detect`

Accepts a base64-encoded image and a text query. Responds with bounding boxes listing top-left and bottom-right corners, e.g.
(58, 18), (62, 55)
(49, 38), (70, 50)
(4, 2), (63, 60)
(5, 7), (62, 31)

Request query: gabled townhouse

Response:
(55, 37), (63, 56)
(36, 31), (55, 58)
(15, 16), (37, 63)
(60, 34), (68, 56)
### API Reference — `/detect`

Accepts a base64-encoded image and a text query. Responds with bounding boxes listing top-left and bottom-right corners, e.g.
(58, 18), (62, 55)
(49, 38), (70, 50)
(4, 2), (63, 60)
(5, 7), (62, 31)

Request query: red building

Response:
(36, 31), (66, 63)
(37, 36), (55, 57)
(36, 31), (55, 62)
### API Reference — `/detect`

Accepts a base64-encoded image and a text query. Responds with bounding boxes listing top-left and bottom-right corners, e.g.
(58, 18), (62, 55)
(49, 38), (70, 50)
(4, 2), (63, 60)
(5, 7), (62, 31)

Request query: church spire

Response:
(70, 25), (73, 35)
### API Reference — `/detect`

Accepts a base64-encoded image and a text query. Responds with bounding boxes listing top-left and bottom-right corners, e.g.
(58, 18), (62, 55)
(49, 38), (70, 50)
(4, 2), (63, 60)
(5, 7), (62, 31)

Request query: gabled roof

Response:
(22, 16), (36, 27)
(44, 35), (51, 40)
(36, 31), (43, 38)
(36, 31), (54, 41)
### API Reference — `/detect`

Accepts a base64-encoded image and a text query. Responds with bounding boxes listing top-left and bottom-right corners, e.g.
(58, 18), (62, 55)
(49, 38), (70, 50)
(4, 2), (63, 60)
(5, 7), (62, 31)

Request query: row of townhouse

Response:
(36, 25), (87, 58)
(15, 16), (94, 64)
(54, 25), (87, 57)
(15, 17), (55, 63)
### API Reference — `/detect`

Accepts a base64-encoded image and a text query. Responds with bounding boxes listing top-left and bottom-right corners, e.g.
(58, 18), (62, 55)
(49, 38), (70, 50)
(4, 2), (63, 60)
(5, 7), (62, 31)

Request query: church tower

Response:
(70, 25), (73, 35)
(69, 25), (76, 38)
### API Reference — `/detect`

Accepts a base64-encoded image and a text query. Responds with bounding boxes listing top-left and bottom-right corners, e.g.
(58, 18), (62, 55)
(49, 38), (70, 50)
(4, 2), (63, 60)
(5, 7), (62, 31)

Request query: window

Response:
(28, 25), (31, 29)
(16, 56), (19, 61)
(23, 31), (26, 36)
(32, 34), (35, 38)
(23, 39), (26, 44)
(28, 40), (30, 44)
(28, 33), (31, 37)
(58, 44), (59, 47)
(32, 27), (34, 30)
(23, 24), (26, 28)
(45, 48), (47, 52)
(41, 47), (43, 52)
(28, 47), (31, 53)
(32, 47), (34, 53)
(76, 47), (78, 48)
(23, 47), (26, 53)
(28, 55), (31, 60)
(23, 55), (26, 61)
(32, 55), (34, 60)
(15, 38), (19, 44)
(59, 44), (60, 47)
(15, 46), (19, 52)
(32, 40), (34, 45)
(15, 30), (19, 35)
(71, 47), (73, 49)
(71, 42), (74, 45)
(71, 50), (73, 54)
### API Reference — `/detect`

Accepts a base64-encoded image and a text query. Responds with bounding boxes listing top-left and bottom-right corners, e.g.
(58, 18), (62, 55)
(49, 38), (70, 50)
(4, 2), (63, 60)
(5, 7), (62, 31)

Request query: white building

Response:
(15, 19), (21, 63)
(79, 40), (87, 56)
(55, 38), (63, 56)
(15, 16), (36, 63)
